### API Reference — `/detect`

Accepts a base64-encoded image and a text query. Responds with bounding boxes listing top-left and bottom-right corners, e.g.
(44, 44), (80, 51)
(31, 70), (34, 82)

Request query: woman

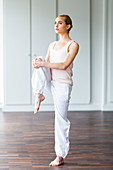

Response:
(32, 14), (79, 166)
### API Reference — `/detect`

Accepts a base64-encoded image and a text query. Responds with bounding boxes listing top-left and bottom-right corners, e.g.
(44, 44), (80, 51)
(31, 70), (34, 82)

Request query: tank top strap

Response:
(64, 40), (74, 53)
(65, 40), (74, 48)
(51, 41), (56, 50)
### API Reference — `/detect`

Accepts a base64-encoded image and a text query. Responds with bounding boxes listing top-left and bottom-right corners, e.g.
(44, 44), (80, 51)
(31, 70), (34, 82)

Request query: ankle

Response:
(57, 156), (63, 160)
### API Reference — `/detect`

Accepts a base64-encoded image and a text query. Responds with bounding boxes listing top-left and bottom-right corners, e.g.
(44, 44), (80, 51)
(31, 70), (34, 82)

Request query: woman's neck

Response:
(59, 33), (71, 42)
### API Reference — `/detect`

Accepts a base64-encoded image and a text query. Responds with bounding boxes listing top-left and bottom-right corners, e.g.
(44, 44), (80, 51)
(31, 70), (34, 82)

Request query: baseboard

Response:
(2, 104), (54, 112)
(69, 104), (101, 111)
(102, 103), (113, 111)
(2, 104), (103, 112)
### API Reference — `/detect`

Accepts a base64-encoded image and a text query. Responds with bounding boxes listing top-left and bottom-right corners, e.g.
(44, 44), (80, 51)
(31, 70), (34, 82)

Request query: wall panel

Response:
(58, 0), (90, 104)
(108, 0), (113, 103)
(4, 0), (31, 105)
(31, 0), (56, 105)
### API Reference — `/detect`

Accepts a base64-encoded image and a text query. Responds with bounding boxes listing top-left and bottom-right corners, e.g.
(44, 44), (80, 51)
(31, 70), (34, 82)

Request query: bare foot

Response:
(49, 156), (64, 167)
(34, 94), (45, 114)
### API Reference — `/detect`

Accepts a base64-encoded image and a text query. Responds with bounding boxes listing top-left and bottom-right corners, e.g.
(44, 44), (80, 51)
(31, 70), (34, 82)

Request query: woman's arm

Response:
(34, 42), (79, 70)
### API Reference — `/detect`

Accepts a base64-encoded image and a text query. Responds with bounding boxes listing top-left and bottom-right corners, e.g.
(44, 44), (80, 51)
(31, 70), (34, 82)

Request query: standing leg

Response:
(49, 81), (72, 166)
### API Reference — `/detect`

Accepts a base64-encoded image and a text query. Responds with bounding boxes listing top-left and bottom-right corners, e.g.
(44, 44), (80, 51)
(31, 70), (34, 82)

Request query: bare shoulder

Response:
(68, 41), (79, 55)
(70, 41), (79, 50)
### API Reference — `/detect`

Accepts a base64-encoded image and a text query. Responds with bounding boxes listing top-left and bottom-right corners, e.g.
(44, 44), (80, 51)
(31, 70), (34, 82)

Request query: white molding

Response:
(101, 0), (107, 109)
(0, 0), (3, 105)
(86, 0), (91, 105)
(2, 104), (101, 112)
(2, 104), (53, 112)
(102, 103), (113, 111)
(88, 0), (91, 104)
(2, 103), (113, 112)
(107, 0), (113, 103)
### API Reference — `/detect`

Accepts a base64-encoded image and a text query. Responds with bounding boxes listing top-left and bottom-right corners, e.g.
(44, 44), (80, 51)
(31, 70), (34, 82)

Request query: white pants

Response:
(32, 58), (72, 158)
(32, 57), (51, 94)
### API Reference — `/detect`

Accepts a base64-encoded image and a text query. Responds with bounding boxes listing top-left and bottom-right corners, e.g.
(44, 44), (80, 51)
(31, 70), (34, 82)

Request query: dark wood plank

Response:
(0, 111), (113, 169)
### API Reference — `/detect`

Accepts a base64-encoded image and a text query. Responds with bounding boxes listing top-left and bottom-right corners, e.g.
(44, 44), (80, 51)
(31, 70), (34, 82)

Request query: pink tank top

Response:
(50, 40), (74, 85)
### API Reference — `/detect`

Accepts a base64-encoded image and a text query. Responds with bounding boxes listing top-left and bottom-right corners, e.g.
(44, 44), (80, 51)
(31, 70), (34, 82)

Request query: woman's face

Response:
(54, 17), (69, 34)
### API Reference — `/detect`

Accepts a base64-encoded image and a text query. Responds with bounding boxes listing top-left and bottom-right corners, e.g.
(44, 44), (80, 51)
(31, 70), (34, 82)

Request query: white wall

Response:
(89, 0), (113, 111)
(105, 0), (113, 110)
(0, 0), (3, 107)
(90, 0), (103, 106)
(1, 0), (113, 111)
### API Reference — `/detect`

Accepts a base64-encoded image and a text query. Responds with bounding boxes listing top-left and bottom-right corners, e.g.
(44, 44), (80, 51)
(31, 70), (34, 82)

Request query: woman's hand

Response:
(32, 59), (37, 68)
(32, 58), (44, 68)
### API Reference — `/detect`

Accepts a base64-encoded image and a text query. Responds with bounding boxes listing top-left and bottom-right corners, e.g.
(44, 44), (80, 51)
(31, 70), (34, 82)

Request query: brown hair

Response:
(58, 14), (73, 33)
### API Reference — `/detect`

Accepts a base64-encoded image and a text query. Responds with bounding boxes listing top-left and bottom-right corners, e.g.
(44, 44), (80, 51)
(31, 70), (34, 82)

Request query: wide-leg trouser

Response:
(32, 62), (72, 158)
(32, 57), (51, 94)
(51, 81), (72, 158)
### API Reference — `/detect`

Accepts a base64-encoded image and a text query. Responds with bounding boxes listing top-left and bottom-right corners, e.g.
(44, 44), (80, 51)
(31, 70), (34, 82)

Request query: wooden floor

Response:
(0, 111), (113, 170)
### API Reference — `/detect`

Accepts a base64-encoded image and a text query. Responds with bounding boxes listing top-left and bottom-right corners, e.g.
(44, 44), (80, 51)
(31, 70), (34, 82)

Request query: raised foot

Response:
(49, 157), (64, 167)
(34, 94), (45, 114)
